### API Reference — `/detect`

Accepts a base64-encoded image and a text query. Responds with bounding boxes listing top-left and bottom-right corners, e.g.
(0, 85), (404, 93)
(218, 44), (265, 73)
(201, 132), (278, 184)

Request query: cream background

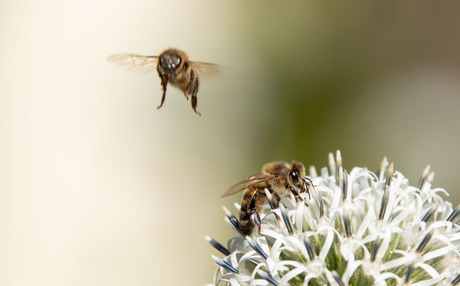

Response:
(0, 0), (250, 285)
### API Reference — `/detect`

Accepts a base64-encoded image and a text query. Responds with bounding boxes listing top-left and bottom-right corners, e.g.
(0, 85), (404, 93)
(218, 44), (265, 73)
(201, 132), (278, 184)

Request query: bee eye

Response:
(176, 56), (181, 64)
(289, 170), (299, 183)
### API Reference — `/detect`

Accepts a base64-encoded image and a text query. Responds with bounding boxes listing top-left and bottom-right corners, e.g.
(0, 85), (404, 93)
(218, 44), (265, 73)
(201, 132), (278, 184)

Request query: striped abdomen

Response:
(239, 187), (267, 235)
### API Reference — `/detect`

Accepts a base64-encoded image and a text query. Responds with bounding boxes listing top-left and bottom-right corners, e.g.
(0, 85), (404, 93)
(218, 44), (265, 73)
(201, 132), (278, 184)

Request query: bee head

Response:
(288, 161), (307, 193)
(159, 52), (182, 74)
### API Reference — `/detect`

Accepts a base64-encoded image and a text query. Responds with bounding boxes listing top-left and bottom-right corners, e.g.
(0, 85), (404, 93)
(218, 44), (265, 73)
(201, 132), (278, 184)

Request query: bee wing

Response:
(107, 53), (158, 75)
(190, 61), (221, 77)
(221, 173), (276, 198)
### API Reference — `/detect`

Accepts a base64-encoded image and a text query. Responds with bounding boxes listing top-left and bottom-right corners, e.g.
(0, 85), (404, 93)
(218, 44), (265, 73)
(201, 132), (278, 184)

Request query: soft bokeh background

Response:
(1, 1), (460, 285)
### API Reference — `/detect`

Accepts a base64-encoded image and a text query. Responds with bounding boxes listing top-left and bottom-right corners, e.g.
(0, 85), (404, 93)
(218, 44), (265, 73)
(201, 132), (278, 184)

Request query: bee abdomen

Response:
(238, 189), (265, 236)
(239, 192), (254, 235)
(238, 210), (254, 235)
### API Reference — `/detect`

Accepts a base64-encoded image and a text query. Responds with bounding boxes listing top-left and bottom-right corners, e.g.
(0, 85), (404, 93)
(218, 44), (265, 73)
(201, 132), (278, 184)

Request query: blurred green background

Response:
(1, 0), (460, 285)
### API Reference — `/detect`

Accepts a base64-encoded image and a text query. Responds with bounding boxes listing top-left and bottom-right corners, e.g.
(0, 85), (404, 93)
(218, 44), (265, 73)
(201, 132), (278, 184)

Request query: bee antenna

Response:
(304, 176), (314, 186)
(303, 177), (315, 200)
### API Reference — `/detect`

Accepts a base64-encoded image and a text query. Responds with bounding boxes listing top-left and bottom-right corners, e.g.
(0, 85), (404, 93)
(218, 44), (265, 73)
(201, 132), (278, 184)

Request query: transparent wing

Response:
(191, 61), (221, 77)
(107, 53), (158, 75)
(221, 173), (276, 198)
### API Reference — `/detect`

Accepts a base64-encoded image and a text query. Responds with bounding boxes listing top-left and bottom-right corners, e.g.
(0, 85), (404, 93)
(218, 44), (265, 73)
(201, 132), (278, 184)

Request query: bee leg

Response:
(183, 63), (191, 100)
(157, 72), (168, 109)
(246, 190), (264, 235)
(191, 94), (200, 116)
(186, 76), (201, 116)
(271, 191), (281, 207)
(271, 191), (291, 214)
(157, 89), (167, 109)
(305, 178), (313, 200)
(289, 187), (302, 203)
(183, 83), (190, 100)
(250, 212), (262, 234)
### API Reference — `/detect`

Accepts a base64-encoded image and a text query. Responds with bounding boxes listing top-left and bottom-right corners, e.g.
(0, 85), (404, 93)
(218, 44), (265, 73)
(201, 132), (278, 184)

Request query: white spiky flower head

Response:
(206, 151), (460, 286)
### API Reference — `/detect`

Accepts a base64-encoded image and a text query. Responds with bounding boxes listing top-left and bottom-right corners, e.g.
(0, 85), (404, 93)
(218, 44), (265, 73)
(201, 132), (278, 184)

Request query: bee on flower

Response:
(207, 151), (460, 286)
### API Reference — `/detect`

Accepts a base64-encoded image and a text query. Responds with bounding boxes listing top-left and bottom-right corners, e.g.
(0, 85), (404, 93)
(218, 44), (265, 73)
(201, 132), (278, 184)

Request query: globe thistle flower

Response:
(206, 151), (460, 286)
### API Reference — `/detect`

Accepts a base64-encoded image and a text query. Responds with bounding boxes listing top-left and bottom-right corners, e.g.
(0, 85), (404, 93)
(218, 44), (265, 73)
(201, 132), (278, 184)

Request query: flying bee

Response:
(221, 161), (309, 235)
(107, 48), (220, 116)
